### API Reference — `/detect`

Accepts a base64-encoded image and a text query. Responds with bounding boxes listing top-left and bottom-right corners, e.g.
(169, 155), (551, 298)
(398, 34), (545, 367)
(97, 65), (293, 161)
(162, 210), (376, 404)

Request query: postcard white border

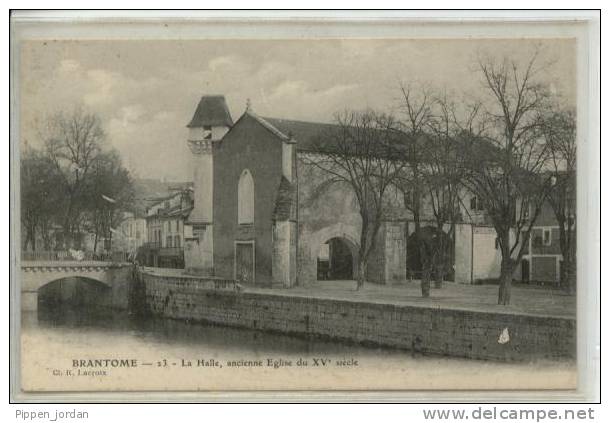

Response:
(8, 10), (600, 403)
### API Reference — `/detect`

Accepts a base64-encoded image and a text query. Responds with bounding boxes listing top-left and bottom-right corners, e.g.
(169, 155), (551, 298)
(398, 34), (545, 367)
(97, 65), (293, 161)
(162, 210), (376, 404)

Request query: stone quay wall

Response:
(140, 271), (576, 362)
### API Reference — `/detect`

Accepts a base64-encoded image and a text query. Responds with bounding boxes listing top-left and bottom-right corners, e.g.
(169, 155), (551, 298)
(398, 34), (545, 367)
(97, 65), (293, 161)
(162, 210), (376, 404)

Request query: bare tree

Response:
(303, 110), (406, 289)
(25, 107), (136, 255)
(461, 51), (553, 305)
(424, 94), (469, 288)
(393, 84), (435, 297)
(541, 108), (577, 293)
(42, 108), (105, 248)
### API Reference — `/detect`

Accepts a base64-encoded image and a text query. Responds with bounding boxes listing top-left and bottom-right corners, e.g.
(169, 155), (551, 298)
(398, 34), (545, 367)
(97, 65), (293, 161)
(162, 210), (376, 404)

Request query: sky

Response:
(19, 39), (576, 181)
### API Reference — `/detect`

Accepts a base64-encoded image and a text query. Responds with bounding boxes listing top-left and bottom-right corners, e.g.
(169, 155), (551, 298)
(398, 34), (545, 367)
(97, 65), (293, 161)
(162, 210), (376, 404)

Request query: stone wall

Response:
(367, 221), (407, 284)
(454, 224), (519, 284)
(472, 226), (503, 281)
(141, 272), (576, 361)
(532, 256), (560, 283)
(271, 221), (297, 288)
(296, 158), (409, 285)
(454, 224), (473, 284)
(296, 156), (363, 285)
(184, 224), (215, 275)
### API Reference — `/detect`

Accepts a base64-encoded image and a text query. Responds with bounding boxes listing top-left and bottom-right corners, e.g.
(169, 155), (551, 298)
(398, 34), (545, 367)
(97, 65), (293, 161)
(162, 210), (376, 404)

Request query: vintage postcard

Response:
(10, 12), (598, 400)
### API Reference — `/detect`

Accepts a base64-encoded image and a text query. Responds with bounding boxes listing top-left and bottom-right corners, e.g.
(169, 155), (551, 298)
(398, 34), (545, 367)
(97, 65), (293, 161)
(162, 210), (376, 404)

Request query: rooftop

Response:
(253, 113), (410, 155)
(260, 116), (338, 152)
(187, 95), (234, 128)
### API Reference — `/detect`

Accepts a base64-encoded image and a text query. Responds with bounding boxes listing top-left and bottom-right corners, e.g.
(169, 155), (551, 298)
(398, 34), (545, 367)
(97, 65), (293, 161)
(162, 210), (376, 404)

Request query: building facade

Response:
(141, 189), (193, 268)
(183, 96), (538, 287)
(520, 200), (574, 285)
(113, 212), (147, 256)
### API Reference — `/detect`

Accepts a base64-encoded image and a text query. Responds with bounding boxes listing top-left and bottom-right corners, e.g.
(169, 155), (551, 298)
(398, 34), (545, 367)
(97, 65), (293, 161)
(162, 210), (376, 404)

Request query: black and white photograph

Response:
(9, 11), (599, 401)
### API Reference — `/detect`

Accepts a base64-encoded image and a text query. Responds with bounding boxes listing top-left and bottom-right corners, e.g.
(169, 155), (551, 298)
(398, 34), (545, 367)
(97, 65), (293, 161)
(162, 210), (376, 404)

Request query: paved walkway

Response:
(144, 267), (575, 319)
(248, 280), (576, 319)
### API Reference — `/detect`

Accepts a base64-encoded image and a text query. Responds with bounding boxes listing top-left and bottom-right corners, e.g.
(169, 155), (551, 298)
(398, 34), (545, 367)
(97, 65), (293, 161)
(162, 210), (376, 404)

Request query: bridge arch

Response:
(37, 276), (112, 308)
(20, 262), (132, 311)
(38, 275), (112, 291)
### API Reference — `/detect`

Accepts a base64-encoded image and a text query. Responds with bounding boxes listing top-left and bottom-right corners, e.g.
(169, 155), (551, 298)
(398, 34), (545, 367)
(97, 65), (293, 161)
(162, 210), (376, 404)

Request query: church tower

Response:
(184, 95), (232, 274)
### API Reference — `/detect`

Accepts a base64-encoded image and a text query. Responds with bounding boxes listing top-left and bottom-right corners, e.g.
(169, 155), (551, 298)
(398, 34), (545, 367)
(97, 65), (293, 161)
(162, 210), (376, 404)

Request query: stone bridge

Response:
(20, 261), (133, 311)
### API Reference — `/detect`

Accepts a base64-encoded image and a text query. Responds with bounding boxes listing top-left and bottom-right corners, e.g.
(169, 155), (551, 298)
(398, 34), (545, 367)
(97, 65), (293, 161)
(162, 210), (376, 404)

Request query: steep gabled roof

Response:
(261, 117), (337, 151)
(243, 112), (294, 142)
(228, 111), (340, 151)
(253, 114), (398, 155)
(187, 95), (234, 128)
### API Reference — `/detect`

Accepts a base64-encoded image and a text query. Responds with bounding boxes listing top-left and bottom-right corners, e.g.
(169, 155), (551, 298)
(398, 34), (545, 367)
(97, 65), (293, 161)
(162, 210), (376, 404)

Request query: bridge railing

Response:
(21, 250), (131, 263)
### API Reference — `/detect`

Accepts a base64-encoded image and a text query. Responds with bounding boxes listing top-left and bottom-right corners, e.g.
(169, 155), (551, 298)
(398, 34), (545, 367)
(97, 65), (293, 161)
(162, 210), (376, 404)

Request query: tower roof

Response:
(187, 95), (234, 128)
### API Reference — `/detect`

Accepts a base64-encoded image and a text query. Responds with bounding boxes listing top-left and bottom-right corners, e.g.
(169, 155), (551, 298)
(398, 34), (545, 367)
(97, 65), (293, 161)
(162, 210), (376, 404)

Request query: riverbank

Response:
(142, 267), (576, 318)
(139, 269), (576, 362)
(20, 309), (577, 392)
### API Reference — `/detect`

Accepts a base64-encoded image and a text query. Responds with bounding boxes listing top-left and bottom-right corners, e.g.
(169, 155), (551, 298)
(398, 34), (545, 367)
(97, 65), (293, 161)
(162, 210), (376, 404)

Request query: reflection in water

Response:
(29, 303), (399, 357)
(21, 302), (578, 391)
(38, 277), (111, 309)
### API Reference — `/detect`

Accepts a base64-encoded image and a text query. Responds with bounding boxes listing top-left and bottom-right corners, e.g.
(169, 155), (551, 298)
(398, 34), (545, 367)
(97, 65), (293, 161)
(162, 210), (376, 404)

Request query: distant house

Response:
(113, 212), (147, 256)
(140, 188), (193, 268)
(519, 200), (574, 285)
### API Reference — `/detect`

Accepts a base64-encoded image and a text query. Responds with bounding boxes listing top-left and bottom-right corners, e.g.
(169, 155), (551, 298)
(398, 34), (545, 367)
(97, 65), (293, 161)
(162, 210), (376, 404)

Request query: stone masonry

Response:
(141, 271), (576, 362)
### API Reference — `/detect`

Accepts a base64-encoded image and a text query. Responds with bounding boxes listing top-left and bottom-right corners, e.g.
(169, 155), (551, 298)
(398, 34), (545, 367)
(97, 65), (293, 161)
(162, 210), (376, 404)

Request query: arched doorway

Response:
(521, 258), (530, 283)
(406, 226), (454, 280)
(317, 237), (357, 280)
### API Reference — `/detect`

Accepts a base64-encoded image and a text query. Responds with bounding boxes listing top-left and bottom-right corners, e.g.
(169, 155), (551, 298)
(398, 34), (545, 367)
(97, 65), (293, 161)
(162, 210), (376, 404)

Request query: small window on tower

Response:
(470, 196), (484, 212)
(403, 190), (413, 208)
(543, 228), (552, 246)
(203, 125), (212, 140)
(470, 196), (477, 211)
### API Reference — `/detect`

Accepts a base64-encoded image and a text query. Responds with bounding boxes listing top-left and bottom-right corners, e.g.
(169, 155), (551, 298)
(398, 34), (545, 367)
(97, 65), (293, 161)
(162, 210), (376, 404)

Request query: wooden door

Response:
(235, 243), (254, 284)
(521, 259), (530, 283)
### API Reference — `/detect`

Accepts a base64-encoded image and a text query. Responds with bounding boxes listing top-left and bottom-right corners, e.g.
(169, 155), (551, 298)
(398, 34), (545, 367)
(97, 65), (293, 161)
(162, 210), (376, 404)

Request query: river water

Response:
(20, 304), (577, 392)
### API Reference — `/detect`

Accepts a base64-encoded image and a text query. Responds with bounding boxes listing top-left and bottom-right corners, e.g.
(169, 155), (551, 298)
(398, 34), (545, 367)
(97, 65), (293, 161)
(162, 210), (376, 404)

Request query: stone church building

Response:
(183, 95), (503, 287)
